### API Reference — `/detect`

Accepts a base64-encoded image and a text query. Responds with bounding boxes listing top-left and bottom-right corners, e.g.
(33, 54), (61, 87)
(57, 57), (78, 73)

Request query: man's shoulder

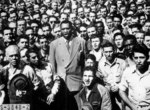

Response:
(123, 65), (136, 75)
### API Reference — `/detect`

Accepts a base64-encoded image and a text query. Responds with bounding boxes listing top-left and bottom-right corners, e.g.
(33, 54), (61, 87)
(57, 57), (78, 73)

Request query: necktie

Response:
(66, 41), (70, 53)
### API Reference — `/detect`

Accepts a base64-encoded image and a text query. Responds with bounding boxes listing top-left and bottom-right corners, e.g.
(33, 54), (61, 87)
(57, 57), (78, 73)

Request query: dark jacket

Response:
(79, 83), (112, 110)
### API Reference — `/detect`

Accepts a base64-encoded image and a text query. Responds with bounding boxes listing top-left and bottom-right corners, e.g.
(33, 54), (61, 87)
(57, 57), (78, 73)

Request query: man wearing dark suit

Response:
(49, 20), (85, 92)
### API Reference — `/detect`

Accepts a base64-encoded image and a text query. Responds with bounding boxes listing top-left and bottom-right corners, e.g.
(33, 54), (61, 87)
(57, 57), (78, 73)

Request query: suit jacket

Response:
(49, 36), (85, 91)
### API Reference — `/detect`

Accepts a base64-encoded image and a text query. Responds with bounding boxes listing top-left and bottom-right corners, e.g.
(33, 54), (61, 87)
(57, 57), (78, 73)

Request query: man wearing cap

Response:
(119, 44), (150, 110)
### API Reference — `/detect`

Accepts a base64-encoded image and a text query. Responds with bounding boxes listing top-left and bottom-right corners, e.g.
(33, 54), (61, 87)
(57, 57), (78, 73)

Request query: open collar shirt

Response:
(119, 65), (150, 106)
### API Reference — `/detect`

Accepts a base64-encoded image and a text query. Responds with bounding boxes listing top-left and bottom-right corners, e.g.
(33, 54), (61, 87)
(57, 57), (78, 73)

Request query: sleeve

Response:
(49, 41), (56, 73)
(51, 75), (61, 95)
(98, 85), (112, 110)
(119, 69), (128, 91)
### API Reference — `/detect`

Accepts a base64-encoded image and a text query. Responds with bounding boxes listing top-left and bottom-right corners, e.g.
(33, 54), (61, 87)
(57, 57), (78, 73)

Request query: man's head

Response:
(91, 34), (101, 51)
(82, 66), (96, 88)
(135, 31), (144, 45)
(103, 42), (115, 62)
(60, 20), (72, 40)
(143, 20), (150, 33)
(5, 45), (20, 67)
(132, 44), (149, 70)
(17, 19), (26, 33)
(85, 54), (96, 67)
(144, 33), (150, 49)
(27, 50), (39, 66)
(124, 35), (137, 56)
(17, 36), (29, 50)
(38, 35), (48, 51)
(41, 13), (49, 24)
(106, 16), (114, 29)
(52, 25), (61, 38)
(87, 26), (97, 38)
(42, 24), (51, 36)
(114, 33), (124, 49)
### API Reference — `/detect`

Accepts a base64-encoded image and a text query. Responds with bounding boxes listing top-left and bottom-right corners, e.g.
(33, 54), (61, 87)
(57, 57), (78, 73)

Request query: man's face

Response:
(133, 52), (147, 70)
(49, 17), (57, 28)
(42, 26), (50, 36)
(85, 59), (94, 67)
(87, 27), (97, 38)
(20, 49), (28, 63)
(42, 14), (48, 23)
(110, 5), (117, 13)
(69, 14), (76, 24)
(144, 35), (150, 49)
(80, 26), (87, 39)
(39, 38), (48, 51)
(53, 27), (61, 38)
(25, 29), (34, 43)
(103, 46), (114, 61)
(81, 0), (87, 7)
(131, 27), (140, 36)
(40, 7), (46, 14)
(60, 14), (68, 22)
(31, 23), (38, 34)
(145, 6), (150, 15)
(52, 2), (58, 11)
(33, 14), (40, 21)
(114, 35), (124, 48)
(18, 11), (24, 19)
(1, 12), (7, 20)
(61, 23), (71, 39)
(96, 23), (104, 33)
(91, 38), (100, 51)
(89, 13), (96, 22)
(120, 7), (126, 15)
(29, 52), (38, 65)
(7, 48), (19, 66)
(106, 18), (114, 29)
(9, 13), (17, 22)
(140, 16), (146, 26)
(83, 70), (94, 87)
(124, 39), (134, 54)
(78, 8), (84, 18)
(143, 22), (150, 33)
(18, 38), (28, 50)
(4, 29), (13, 38)
(17, 20), (26, 32)
(114, 17), (121, 27)
(135, 33), (144, 45)
(101, 8), (107, 18)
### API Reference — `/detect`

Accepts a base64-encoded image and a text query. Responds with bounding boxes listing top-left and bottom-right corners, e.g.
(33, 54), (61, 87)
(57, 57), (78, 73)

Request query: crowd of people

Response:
(0, 0), (149, 110)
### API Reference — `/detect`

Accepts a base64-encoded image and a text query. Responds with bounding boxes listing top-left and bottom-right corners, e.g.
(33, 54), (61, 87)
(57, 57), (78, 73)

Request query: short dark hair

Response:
(132, 44), (149, 59)
(85, 54), (96, 63)
(113, 32), (125, 41)
(83, 66), (96, 77)
(60, 20), (72, 29)
(102, 41), (115, 50)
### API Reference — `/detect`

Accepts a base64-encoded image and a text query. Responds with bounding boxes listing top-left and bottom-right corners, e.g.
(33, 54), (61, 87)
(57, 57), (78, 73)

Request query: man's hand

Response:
(46, 93), (55, 105)
(111, 85), (119, 92)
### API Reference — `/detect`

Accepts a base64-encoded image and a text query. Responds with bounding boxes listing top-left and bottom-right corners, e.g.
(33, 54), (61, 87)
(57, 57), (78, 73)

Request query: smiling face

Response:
(83, 70), (94, 87)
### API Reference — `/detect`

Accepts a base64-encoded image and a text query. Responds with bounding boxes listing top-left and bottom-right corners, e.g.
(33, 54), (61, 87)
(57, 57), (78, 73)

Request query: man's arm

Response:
(119, 90), (137, 110)
(49, 41), (56, 73)
(97, 85), (112, 110)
